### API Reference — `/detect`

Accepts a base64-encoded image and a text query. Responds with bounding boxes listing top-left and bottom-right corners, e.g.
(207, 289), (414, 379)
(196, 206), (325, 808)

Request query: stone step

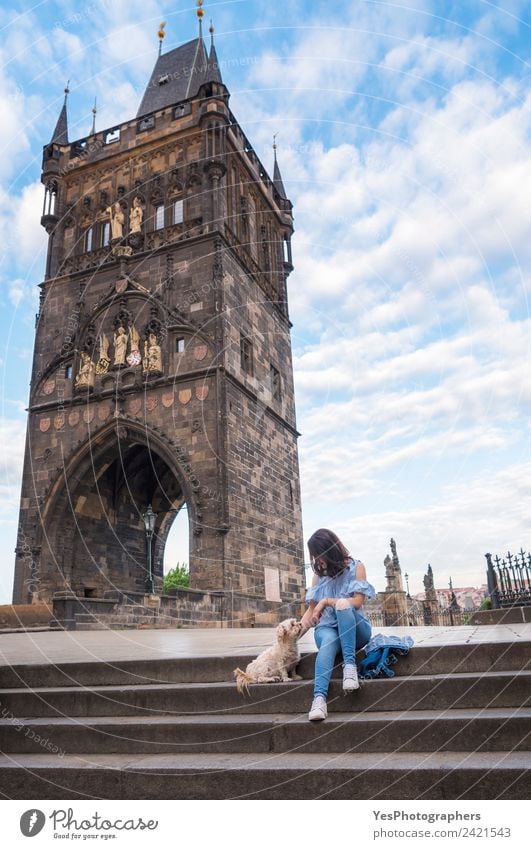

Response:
(0, 640), (527, 689)
(0, 708), (528, 756)
(1, 671), (529, 718)
(0, 750), (528, 799)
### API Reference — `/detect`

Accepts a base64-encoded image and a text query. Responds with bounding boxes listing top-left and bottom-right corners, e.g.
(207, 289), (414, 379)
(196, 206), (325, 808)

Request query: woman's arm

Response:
(299, 571), (321, 634)
(300, 601), (317, 635)
(311, 561), (369, 620)
(315, 592), (365, 612)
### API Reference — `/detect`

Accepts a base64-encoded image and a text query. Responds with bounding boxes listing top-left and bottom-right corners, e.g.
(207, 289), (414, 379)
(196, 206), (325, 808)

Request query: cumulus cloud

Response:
(0, 417), (26, 510)
(327, 460), (531, 592)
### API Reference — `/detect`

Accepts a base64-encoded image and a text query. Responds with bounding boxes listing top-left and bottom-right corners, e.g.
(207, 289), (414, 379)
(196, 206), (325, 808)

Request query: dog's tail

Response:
(233, 667), (253, 696)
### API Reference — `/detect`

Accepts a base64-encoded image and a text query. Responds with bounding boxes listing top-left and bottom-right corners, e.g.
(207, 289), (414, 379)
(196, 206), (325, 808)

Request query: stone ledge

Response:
(0, 603), (52, 629)
(469, 606), (531, 625)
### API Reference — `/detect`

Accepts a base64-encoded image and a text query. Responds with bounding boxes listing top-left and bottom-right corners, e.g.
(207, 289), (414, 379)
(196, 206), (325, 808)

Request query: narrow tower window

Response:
(270, 364), (281, 401)
(101, 221), (111, 247)
(155, 205), (165, 230)
(173, 199), (184, 225)
(85, 227), (93, 253)
(240, 335), (253, 375)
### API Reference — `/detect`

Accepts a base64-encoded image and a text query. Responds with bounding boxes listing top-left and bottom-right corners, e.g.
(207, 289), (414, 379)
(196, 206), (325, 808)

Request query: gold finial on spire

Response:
(90, 97), (97, 135)
(64, 80), (70, 97)
(196, 0), (204, 37)
(158, 21), (166, 55)
(273, 132), (279, 158)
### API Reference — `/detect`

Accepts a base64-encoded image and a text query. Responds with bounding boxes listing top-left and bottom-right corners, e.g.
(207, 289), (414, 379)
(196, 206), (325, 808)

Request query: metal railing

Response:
(485, 550), (531, 608)
(365, 603), (483, 628)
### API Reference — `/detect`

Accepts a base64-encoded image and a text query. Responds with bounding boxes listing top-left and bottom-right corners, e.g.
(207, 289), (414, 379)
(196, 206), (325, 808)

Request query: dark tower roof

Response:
(137, 37), (212, 117)
(207, 26), (222, 84)
(273, 147), (288, 199)
(51, 87), (69, 145)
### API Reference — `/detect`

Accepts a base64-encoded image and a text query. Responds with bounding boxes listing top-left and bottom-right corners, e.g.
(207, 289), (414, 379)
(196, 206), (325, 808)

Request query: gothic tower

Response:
(12, 8), (305, 618)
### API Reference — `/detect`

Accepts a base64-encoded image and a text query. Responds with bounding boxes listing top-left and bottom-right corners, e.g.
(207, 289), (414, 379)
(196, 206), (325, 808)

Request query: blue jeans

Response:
(313, 608), (372, 697)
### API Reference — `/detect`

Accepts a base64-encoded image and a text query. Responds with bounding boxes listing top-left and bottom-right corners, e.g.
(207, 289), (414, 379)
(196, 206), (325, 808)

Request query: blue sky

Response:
(1, 0), (530, 603)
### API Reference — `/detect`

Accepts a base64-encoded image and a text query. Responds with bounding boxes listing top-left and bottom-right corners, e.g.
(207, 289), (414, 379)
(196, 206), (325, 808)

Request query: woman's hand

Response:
(300, 606), (315, 634)
(310, 598), (331, 626)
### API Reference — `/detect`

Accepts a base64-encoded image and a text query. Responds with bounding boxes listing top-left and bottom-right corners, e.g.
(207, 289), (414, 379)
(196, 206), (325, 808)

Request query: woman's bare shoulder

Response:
(354, 560), (367, 580)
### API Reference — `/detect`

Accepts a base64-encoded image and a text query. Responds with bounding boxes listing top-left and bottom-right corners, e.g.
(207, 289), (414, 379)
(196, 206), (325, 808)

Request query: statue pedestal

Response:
(112, 244), (133, 258)
(128, 232), (144, 251)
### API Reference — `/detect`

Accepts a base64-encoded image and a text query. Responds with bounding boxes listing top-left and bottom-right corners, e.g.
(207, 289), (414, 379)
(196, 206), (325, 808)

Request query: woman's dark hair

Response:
(308, 528), (350, 578)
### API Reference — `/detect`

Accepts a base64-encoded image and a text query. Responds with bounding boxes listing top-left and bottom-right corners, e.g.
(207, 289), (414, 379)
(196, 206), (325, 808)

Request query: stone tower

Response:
(12, 11), (305, 618)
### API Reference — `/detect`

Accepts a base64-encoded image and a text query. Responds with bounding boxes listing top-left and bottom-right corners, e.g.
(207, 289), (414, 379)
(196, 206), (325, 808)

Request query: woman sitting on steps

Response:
(300, 528), (376, 721)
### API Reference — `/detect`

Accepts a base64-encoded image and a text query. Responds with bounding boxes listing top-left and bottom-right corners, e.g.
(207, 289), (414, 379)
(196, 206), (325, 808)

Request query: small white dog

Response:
(234, 618), (303, 695)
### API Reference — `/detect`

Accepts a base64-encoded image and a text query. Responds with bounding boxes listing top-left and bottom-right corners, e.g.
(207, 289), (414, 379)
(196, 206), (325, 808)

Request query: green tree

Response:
(163, 562), (190, 593)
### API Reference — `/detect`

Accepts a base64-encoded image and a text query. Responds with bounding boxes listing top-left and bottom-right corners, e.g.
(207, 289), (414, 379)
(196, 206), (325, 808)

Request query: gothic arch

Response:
(77, 287), (211, 348)
(36, 417), (200, 599)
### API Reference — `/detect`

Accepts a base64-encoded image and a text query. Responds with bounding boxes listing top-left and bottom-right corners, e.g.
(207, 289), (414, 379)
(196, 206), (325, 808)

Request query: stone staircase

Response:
(0, 639), (529, 799)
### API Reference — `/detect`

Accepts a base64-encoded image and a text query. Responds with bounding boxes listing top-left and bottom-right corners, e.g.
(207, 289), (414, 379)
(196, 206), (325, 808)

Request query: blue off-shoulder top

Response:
(305, 558), (376, 629)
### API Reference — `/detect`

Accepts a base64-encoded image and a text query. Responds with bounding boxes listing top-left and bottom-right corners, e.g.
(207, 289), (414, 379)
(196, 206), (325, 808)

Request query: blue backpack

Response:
(358, 634), (414, 679)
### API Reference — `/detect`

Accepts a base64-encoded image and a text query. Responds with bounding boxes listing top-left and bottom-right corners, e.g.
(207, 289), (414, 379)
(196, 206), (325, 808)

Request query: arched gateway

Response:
(35, 419), (197, 600)
(13, 10), (305, 623)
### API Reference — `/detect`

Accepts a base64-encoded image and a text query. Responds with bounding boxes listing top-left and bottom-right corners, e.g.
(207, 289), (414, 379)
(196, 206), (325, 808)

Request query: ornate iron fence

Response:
(485, 550), (531, 608)
(365, 604), (483, 628)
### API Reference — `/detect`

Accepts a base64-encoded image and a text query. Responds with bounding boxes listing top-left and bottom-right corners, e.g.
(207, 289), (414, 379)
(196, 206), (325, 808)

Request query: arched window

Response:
(206, 121), (224, 159)
(261, 225), (270, 272)
(154, 205), (165, 230)
(173, 198), (184, 225)
(283, 236), (292, 264)
(85, 227), (93, 253)
(42, 181), (58, 216)
(101, 221), (111, 247)
(248, 195), (257, 259)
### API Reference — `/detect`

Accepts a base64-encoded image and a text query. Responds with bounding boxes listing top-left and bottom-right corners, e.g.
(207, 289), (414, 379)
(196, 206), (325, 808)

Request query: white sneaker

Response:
(343, 663), (360, 693)
(308, 695), (328, 721)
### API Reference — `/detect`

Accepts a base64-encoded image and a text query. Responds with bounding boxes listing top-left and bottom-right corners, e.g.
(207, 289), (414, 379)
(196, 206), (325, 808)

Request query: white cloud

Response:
(0, 417), (26, 509)
(8, 279), (26, 307)
(328, 460), (531, 594)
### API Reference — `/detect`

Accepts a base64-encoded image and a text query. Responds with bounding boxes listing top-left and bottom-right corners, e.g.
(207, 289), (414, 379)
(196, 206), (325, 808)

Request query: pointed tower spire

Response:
(158, 21), (166, 56)
(183, 2), (209, 98)
(273, 134), (288, 199)
(197, 0), (204, 38)
(51, 82), (69, 145)
(207, 21), (223, 83)
(90, 98), (97, 136)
